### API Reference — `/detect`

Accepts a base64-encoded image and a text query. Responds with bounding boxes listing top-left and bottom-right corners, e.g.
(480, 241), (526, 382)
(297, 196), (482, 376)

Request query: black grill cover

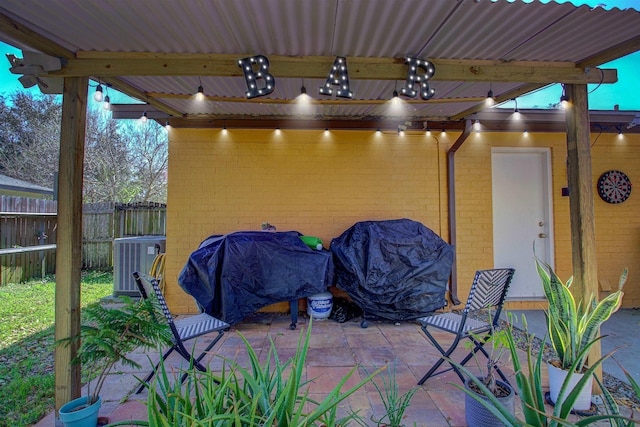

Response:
(330, 219), (453, 321)
(178, 231), (333, 325)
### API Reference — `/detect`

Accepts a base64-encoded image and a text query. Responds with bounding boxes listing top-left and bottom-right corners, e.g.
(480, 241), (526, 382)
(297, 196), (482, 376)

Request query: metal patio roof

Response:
(1, 0), (639, 127)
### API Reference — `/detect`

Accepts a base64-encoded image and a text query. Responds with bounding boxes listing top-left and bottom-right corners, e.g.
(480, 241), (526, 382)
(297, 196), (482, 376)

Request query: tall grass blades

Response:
(140, 319), (383, 426)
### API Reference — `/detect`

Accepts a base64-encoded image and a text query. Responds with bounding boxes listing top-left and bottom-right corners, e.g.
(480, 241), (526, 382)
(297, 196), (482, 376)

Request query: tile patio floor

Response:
(34, 312), (633, 427)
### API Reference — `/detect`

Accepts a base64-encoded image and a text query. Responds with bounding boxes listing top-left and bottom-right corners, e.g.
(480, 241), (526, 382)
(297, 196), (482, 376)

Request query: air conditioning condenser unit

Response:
(113, 236), (166, 296)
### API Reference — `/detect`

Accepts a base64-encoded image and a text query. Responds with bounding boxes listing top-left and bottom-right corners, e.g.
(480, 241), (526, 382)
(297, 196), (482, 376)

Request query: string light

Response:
(513, 99), (521, 120)
(486, 84), (495, 106)
(473, 119), (481, 132)
(375, 128), (382, 136)
(94, 83), (103, 102)
(102, 95), (111, 111)
(441, 129), (446, 136)
(140, 111), (148, 123)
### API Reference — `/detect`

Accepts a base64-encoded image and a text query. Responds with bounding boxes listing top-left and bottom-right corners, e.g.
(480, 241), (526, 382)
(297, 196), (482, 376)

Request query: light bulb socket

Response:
(300, 85), (307, 95)
(197, 85), (204, 94)
(487, 89), (494, 99)
(392, 89), (399, 98)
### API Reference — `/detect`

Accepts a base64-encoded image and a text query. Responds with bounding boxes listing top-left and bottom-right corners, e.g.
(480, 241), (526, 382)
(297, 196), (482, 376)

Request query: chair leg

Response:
(136, 346), (176, 394)
(178, 330), (226, 384)
(418, 325), (465, 385)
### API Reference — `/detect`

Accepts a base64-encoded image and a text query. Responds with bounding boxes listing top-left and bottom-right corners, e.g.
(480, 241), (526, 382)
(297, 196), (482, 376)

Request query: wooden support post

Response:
(55, 76), (88, 413)
(564, 83), (601, 386)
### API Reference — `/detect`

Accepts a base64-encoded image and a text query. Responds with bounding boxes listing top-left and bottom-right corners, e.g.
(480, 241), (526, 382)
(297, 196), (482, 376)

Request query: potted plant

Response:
(56, 296), (172, 427)
(462, 321), (515, 427)
(455, 313), (636, 427)
(536, 258), (627, 411)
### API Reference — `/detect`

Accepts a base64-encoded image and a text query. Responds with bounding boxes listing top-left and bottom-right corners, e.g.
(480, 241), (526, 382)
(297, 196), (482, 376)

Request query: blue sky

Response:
(0, 0), (638, 110)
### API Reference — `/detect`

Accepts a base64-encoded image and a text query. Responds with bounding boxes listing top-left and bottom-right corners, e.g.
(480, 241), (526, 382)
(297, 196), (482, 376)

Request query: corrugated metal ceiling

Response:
(1, 0), (639, 124)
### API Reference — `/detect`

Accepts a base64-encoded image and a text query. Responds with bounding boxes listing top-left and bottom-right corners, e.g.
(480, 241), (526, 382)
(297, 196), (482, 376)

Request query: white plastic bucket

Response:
(307, 292), (333, 320)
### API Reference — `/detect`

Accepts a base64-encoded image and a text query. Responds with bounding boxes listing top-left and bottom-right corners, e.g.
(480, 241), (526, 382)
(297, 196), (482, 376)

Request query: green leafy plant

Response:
(134, 319), (382, 426)
(454, 314), (636, 427)
(465, 313), (511, 399)
(595, 360), (639, 427)
(536, 258), (626, 373)
(358, 359), (418, 427)
(56, 296), (173, 406)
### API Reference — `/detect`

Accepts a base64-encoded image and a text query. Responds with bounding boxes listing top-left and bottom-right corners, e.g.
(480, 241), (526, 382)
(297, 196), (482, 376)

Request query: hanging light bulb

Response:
(513, 99), (521, 120)
(560, 94), (569, 109)
(102, 95), (111, 111)
(140, 111), (148, 123)
(473, 119), (481, 132)
(301, 85), (307, 95)
(523, 129), (529, 136)
(94, 84), (103, 102)
(426, 128), (431, 136)
(441, 129), (447, 136)
(375, 128), (382, 136)
(486, 86), (495, 106)
(196, 84), (205, 101)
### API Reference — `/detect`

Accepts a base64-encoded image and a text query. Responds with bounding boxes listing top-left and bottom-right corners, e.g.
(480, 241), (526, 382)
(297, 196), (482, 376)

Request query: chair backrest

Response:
(133, 271), (177, 329)
(463, 268), (515, 320)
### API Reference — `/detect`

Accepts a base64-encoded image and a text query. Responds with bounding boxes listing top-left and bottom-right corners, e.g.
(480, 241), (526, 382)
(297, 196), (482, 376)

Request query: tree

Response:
(0, 92), (168, 203)
(83, 108), (135, 203)
(0, 92), (61, 188)
(122, 119), (168, 203)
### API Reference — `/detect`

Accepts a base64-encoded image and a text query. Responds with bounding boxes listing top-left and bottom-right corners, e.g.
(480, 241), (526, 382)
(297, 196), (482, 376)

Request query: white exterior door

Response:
(492, 148), (554, 299)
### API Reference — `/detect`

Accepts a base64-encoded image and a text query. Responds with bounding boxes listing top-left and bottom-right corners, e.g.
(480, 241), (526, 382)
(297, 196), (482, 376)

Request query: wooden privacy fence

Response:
(0, 196), (58, 284)
(82, 202), (166, 269)
(0, 196), (166, 285)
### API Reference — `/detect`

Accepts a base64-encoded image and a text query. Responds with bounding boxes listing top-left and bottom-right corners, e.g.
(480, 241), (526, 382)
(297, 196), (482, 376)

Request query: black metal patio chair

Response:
(416, 268), (515, 386)
(132, 271), (229, 393)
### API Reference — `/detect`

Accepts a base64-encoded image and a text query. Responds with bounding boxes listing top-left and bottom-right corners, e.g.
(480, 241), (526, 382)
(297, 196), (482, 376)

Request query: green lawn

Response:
(0, 271), (113, 427)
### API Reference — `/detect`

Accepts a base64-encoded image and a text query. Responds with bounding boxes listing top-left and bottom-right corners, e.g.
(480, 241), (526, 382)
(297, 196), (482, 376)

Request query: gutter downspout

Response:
(447, 119), (472, 306)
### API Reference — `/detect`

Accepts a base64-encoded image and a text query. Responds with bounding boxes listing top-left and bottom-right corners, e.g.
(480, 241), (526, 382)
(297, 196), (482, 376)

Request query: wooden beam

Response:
(577, 35), (640, 68)
(101, 77), (184, 118)
(564, 83), (601, 387)
(0, 12), (75, 58)
(49, 53), (616, 84)
(450, 83), (548, 121)
(147, 92), (485, 104)
(55, 76), (88, 413)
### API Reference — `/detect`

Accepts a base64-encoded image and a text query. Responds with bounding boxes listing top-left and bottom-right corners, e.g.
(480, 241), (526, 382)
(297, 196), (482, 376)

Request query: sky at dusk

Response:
(0, 0), (638, 111)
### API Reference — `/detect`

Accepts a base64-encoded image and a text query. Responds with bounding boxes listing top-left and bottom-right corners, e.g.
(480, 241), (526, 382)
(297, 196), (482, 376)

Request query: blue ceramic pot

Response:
(59, 395), (102, 427)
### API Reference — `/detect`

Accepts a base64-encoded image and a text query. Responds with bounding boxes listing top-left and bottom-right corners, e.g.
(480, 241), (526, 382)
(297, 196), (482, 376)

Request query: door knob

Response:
(539, 233), (548, 238)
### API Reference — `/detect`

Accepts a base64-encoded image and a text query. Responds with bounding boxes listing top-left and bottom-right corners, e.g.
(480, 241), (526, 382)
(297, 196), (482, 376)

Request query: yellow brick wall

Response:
(165, 128), (640, 313)
(165, 128), (448, 313)
(454, 131), (639, 309)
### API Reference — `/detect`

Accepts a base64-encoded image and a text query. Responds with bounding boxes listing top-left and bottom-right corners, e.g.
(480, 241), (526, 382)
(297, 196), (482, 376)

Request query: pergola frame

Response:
(1, 7), (628, 413)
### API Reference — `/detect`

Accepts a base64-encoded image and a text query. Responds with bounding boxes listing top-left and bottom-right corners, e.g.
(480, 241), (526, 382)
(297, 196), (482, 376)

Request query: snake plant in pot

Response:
(56, 296), (172, 427)
(536, 258), (627, 411)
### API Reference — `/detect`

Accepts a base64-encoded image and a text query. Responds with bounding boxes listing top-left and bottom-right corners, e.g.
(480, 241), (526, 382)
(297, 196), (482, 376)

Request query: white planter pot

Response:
(547, 362), (593, 411)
